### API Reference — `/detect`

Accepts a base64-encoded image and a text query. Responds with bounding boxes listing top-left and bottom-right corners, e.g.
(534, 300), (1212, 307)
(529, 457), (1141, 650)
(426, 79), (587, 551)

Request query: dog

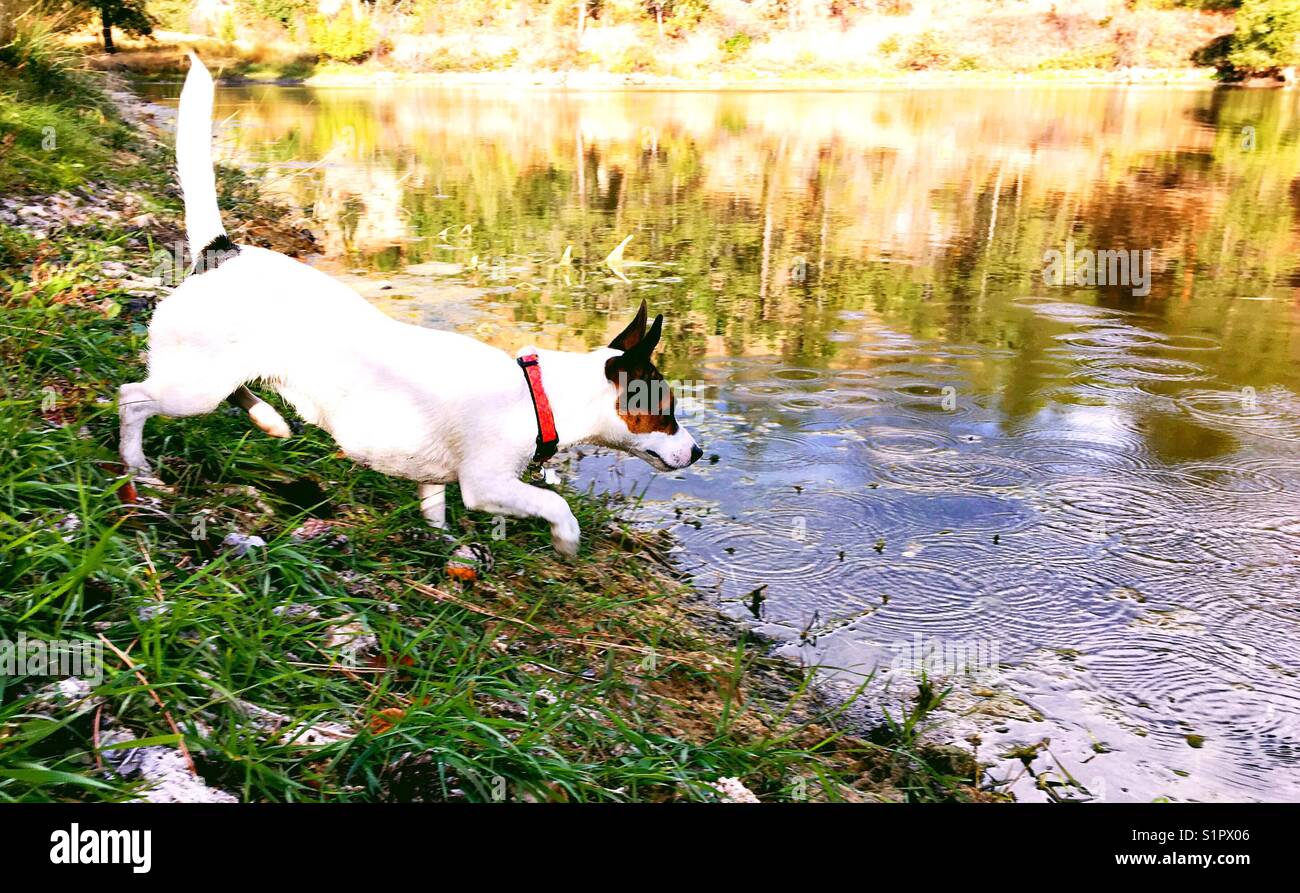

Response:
(118, 53), (702, 557)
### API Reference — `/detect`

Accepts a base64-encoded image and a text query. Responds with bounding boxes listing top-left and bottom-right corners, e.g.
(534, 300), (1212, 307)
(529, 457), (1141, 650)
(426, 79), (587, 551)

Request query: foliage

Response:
(69, 0), (154, 48)
(718, 31), (751, 61)
(900, 30), (951, 70)
(1228, 0), (1300, 74)
(1037, 45), (1120, 71)
(610, 43), (659, 73)
(238, 0), (310, 27)
(219, 11), (237, 43)
(663, 0), (712, 36)
(0, 93), (113, 189)
(307, 7), (377, 62)
(145, 0), (191, 31)
(0, 12), (120, 190)
(66, 1), (1243, 77)
(0, 11), (83, 96)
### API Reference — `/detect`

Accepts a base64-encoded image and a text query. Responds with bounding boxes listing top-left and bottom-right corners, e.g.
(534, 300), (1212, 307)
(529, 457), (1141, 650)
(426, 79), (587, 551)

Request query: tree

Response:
(0, 0), (20, 47)
(1228, 0), (1300, 76)
(69, 1), (153, 53)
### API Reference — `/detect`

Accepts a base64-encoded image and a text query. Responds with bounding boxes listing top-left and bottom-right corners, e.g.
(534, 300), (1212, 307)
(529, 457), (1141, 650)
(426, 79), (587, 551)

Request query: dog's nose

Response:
(689, 444), (703, 465)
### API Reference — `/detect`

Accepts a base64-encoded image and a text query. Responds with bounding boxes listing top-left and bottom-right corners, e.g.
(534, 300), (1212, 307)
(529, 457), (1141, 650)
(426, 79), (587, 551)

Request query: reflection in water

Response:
(140, 82), (1300, 802)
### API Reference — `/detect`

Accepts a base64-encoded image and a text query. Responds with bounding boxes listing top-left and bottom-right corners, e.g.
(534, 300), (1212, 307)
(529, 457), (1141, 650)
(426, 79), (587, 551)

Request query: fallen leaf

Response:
(604, 234), (634, 282)
(369, 707), (406, 735)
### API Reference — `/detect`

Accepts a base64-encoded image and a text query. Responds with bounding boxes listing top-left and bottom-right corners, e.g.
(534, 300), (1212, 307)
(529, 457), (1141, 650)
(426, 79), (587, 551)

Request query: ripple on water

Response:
(876, 491), (1040, 539)
(857, 423), (955, 457)
(827, 370), (891, 410)
(872, 452), (1037, 493)
(1109, 519), (1263, 574)
(1177, 387), (1300, 443)
(1147, 567), (1300, 631)
(771, 367), (825, 383)
(678, 532), (884, 625)
(870, 361), (968, 381)
(879, 381), (989, 421)
(1154, 333), (1222, 352)
(1002, 439), (1154, 476)
(1013, 297), (1127, 325)
(1041, 383), (1129, 408)
(823, 558), (991, 641)
(893, 382), (948, 399)
(1054, 325), (1168, 352)
(721, 425), (854, 473)
(1035, 476), (1176, 528)
(1181, 456), (1300, 496)
(855, 333), (924, 357)
(699, 357), (769, 375)
(688, 487), (889, 534)
(1080, 640), (1297, 788)
(763, 491), (912, 538)
(729, 380), (794, 403)
(1072, 355), (1208, 388)
(952, 560), (1141, 649)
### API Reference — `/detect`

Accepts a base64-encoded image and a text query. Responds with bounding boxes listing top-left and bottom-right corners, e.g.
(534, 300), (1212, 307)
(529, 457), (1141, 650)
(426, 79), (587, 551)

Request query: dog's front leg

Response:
(418, 482), (447, 529)
(459, 475), (580, 558)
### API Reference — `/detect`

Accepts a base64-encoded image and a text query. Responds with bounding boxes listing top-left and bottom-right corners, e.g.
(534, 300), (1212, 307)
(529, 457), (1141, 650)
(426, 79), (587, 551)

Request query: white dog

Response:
(119, 53), (702, 556)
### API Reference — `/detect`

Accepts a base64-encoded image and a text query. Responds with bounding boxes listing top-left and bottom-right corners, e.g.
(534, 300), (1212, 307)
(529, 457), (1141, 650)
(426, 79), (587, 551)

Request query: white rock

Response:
(222, 532), (266, 557)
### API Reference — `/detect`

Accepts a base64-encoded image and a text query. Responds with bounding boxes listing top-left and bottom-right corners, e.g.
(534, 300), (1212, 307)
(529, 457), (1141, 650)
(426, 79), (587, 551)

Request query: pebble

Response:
(222, 532), (266, 557)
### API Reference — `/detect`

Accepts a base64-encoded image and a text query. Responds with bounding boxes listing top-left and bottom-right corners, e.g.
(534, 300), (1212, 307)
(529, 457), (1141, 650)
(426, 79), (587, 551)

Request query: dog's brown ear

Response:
(608, 299), (648, 351)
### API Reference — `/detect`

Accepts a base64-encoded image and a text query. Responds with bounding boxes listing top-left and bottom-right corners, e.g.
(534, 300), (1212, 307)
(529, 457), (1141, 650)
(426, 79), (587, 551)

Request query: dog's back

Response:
(122, 55), (529, 482)
(121, 52), (697, 557)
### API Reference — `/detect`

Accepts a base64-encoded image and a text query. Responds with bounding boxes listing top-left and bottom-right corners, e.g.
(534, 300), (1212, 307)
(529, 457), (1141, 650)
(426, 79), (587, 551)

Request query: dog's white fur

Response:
(118, 53), (700, 556)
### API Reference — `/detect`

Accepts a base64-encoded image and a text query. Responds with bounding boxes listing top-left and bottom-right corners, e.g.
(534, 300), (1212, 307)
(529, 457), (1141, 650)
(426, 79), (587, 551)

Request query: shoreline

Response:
(74, 34), (1269, 91)
(100, 54), (1241, 91)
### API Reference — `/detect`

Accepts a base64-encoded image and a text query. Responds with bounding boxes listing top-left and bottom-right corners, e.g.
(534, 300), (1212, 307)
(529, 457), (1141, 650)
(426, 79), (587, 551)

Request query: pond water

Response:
(139, 81), (1300, 802)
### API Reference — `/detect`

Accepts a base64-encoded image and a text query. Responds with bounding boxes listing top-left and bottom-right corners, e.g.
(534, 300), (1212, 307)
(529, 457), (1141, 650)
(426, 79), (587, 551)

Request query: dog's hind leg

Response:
(229, 385), (292, 438)
(118, 380), (161, 476)
(119, 372), (240, 478)
(418, 483), (447, 529)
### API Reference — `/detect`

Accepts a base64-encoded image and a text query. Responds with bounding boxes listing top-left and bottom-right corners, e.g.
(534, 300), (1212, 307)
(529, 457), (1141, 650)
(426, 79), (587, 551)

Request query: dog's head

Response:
(600, 300), (703, 471)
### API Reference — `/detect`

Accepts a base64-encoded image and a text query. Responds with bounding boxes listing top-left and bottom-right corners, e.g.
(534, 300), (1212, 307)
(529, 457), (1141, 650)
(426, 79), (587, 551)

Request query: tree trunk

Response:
(577, 1), (585, 41)
(101, 6), (116, 53)
(0, 0), (20, 47)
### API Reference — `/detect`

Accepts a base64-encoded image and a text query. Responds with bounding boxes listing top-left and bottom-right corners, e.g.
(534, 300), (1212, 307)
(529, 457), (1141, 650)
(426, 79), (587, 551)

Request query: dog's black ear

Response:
(621, 314), (663, 365)
(635, 313), (663, 357)
(605, 311), (663, 382)
(609, 299), (648, 351)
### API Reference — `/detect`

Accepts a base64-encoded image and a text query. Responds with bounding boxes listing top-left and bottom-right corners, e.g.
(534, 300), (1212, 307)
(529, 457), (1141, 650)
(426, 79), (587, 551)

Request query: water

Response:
(138, 82), (1300, 802)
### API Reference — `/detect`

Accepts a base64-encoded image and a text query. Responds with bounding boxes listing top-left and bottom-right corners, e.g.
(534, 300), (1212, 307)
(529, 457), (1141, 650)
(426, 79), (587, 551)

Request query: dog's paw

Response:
(128, 466), (164, 488)
(551, 516), (581, 559)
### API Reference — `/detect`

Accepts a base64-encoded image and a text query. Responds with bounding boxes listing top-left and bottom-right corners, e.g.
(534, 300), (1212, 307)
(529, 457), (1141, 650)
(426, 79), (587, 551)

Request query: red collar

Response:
(516, 354), (558, 463)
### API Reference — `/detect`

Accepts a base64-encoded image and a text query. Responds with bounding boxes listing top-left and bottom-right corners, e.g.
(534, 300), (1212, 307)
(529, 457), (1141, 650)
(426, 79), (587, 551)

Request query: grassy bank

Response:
(0, 45), (995, 803)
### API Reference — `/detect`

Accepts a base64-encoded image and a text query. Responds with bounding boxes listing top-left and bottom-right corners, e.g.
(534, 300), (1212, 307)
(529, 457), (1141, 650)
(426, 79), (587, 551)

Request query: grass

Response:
(0, 38), (995, 804)
(0, 17), (130, 192)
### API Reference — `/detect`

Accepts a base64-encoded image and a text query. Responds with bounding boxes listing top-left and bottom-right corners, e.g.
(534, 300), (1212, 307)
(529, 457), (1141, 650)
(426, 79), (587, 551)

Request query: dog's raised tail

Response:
(176, 51), (226, 253)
